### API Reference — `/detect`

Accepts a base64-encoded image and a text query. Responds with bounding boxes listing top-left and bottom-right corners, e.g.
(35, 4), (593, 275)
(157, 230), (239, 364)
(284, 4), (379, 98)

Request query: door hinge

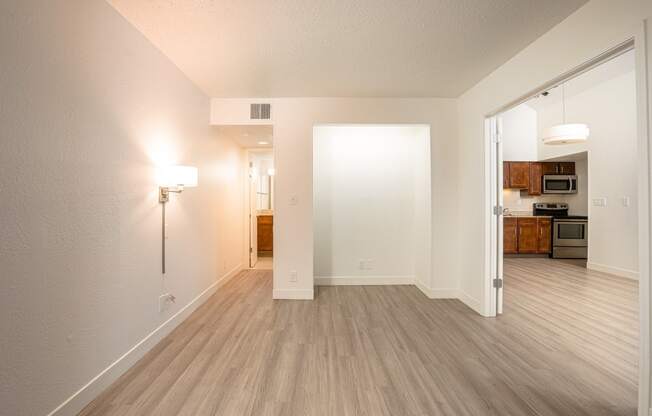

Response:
(249, 247), (253, 253)
(493, 205), (504, 216)
(493, 278), (503, 289)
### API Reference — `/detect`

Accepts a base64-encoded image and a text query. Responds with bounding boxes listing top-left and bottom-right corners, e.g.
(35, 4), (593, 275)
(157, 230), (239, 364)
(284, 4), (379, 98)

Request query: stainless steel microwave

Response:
(543, 175), (578, 194)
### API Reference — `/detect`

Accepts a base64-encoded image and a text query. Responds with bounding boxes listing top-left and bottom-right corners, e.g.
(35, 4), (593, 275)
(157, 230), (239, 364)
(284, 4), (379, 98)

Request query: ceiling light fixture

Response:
(542, 83), (589, 145)
(258, 141), (269, 145)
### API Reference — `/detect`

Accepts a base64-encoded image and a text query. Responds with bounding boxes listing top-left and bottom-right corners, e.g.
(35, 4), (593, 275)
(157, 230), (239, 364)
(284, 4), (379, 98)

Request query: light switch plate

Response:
(592, 198), (607, 207)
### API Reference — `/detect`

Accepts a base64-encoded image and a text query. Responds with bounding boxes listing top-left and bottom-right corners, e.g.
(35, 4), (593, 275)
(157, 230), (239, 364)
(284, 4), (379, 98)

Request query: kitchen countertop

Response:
(503, 211), (552, 218)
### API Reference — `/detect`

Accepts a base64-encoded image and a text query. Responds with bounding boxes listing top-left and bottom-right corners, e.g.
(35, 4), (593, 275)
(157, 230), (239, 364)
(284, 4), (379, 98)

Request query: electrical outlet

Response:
(622, 196), (631, 207)
(289, 196), (298, 206)
(365, 259), (374, 270)
(359, 259), (366, 270)
(289, 270), (298, 282)
(159, 293), (176, 312)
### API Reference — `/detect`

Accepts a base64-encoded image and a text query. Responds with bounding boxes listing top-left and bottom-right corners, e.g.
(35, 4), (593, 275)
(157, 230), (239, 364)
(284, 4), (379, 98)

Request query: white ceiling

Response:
(525, 49), (635, 112)
(108, 0), (587, 98)
(215, 125), (274, 148)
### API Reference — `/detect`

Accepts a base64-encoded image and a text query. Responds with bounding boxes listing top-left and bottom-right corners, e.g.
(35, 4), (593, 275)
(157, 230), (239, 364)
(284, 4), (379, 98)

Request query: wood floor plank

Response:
(79, 258), (638, 416)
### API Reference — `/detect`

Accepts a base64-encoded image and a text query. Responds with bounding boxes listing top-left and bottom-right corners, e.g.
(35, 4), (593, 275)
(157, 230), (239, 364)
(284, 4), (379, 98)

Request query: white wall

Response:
(313, 125), (430, 284)
(0, 1), (246, 415)
(502, 104), (539, 161)
(212, 98), (458, 299)
(457, 0), (651, 316)
(456, 1), (651, 411)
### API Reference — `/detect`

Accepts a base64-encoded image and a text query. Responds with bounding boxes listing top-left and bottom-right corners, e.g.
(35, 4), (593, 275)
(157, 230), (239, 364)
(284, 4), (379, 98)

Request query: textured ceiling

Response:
(215, 125), (274, 148)
(108, 0), (587, 98)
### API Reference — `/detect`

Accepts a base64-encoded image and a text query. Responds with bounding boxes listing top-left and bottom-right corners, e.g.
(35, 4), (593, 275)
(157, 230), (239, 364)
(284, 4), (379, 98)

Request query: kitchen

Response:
(498, 48), (638, 281)
(503, 158), (588, 260)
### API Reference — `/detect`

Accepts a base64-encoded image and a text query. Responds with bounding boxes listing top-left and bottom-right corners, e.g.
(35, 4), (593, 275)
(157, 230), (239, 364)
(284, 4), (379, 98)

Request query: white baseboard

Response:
(217, 263), (244, 287)
(315, 275), (414, 286)
(587, 261), (639, 280)
(458, 291), (484, 316)
(47, 264), (243, 416)
(273, 288), (314, 300)
(414, 281), (459, 299)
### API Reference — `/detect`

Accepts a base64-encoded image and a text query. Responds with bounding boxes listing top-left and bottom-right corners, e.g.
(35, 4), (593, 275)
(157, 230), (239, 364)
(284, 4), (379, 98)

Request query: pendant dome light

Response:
(541, 83), (589, 145)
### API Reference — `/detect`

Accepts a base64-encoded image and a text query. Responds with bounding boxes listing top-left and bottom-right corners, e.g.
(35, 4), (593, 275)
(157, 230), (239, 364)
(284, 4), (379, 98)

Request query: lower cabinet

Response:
(504, 217), (518, 254)
(537, 217), (552, 254)
(257, 215), (273, 253)
(503, 217), (551, 254)
(517, 218), (538, 253)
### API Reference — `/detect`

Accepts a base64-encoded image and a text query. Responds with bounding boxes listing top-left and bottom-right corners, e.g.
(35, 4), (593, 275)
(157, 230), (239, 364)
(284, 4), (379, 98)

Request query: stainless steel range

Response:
(533, 203), (588, 259)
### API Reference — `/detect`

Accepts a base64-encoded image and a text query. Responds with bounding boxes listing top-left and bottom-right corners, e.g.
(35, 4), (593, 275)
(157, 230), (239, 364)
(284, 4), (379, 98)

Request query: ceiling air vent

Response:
(250, 103), (271, 120)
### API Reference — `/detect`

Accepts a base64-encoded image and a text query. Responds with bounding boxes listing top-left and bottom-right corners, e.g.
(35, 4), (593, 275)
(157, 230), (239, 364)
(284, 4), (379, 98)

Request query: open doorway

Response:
(248, 149), (274, 270)
(214, 125), (274, 271)
(487, 42), (648, 413)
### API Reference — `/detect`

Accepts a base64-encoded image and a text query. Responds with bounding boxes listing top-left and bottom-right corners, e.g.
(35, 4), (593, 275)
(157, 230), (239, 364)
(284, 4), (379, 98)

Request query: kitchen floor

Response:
(79, 258), (639, 416)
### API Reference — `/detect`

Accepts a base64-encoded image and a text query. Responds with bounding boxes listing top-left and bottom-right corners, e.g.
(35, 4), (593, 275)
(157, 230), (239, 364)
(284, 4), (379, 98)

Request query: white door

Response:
(249, 162), (258, 268)
(488, 116), (504, 315)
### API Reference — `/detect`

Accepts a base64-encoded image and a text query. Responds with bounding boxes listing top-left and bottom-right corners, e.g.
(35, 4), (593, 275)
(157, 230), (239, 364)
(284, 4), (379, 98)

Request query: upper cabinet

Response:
(503, 163), (510, 189)
(528, 162), (542, 196)
(504, 160), (575, 195)
(507, 162), (529, 189)
(542, 162), (575, 175)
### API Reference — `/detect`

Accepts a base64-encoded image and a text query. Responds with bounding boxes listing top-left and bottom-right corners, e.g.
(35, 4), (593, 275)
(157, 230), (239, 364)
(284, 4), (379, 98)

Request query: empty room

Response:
(2, 1), (652, 416)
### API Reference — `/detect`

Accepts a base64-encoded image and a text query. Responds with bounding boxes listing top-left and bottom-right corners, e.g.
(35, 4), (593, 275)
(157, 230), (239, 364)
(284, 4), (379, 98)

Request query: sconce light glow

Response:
(257, 141), (269, 145)
(267, 168), (276, 176)
(158, 165), (198, 188)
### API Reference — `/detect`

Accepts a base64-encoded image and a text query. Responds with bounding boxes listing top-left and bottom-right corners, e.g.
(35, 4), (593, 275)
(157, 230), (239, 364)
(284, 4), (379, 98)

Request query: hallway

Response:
(80, 260), (638, 416)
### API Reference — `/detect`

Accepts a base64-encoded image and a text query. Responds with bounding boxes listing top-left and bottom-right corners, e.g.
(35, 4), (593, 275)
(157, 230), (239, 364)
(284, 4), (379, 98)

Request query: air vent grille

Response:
(250, 103), (271, 120)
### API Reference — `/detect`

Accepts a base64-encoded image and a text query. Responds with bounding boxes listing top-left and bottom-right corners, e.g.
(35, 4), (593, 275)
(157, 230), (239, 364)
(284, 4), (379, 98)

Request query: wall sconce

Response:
(158, 165), (198, 273)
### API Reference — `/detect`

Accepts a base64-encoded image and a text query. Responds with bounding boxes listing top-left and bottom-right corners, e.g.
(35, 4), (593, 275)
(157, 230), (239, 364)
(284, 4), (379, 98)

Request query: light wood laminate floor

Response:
(80, 258), (638, 416)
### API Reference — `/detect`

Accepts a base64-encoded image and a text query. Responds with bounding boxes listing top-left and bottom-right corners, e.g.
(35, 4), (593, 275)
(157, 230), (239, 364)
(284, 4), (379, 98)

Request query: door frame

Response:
(484, 28), (650, 415)
(246, 150), (259, 268)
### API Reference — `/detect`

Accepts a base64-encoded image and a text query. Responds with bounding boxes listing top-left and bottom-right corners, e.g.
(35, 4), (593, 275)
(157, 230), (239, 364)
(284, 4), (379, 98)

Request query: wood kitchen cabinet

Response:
(504, 161), (575, 195)
(542, 161), (575, 175)
(503, 217), (552, 255)
(537, 217), (552, 254)
(558, 162), (575, 174)
(503, 163), (510, 189)
(507, 162), (529, 189)
(503, 217), (518, 254)
(528, 162), (543, 196)
(516, 217), (538, 254)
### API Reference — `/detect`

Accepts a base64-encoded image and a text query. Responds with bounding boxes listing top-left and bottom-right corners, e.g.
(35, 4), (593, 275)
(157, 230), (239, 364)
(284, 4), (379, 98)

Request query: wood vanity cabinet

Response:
(257, 215), (273, 253)
(528, 162), (543, 196)
(507, 162), (529, 189)
(503, 217), (552, 255)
